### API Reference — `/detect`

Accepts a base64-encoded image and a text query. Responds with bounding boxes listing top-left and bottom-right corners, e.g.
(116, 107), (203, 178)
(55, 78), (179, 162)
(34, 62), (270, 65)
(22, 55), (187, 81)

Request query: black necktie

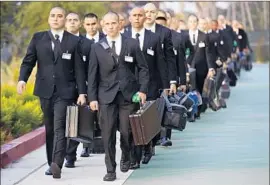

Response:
(135, 33), (141, 49)
(112, 41), (116, 54)
(91, 38), (95, 43)
(54, 34), (61, 60)
(193, 34), (196, 45)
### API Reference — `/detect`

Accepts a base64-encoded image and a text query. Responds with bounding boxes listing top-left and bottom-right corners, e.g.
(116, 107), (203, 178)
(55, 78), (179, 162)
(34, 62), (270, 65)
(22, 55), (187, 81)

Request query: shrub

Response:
(1, 63), (43, 143)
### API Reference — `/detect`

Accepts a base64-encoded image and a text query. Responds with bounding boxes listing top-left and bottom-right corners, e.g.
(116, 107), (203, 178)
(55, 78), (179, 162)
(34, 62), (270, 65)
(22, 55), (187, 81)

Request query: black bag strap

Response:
(99, 41), (118, 65)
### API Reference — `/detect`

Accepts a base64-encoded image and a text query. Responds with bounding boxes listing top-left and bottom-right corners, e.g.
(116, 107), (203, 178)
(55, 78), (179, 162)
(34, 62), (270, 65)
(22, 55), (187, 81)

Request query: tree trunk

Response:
(232, 2), (236, 20)
(240, 2), (247, 28)
(245, 2), (254, 31)
(263, 1), (269, 30)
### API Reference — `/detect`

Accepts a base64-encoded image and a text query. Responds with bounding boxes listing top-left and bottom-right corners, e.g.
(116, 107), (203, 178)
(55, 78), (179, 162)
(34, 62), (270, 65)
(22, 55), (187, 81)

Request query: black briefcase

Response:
(188, 68), (197, 90)
(65, 105), (95, 143)
(163, 104), (188, 131)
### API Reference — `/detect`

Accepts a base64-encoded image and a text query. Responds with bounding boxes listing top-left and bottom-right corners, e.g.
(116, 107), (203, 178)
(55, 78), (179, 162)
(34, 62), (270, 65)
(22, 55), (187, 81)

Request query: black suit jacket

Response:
(155, 24), (177, 82)
(123, 27), (168, 99)
(19, 31), (86, 99)
(79, 35), (93, 79)
(221, 25), (237, 56)
(207, 30), (228, 69)
(87, 35), (149, 104)
(187, 30), (213, 75)
(171, 30), (193, 85)
(234, 29), (249, 52)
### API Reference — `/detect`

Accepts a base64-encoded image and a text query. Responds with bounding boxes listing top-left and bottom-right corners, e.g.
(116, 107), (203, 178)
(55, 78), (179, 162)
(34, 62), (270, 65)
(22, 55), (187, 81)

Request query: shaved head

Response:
(144, 3), (157, 11)
(48, 7), (66, 30)
(50, 7), (66, 17)
(103, 11), (119, 22)
(130, 7), (145, 16)
(143, 3), (158, 25)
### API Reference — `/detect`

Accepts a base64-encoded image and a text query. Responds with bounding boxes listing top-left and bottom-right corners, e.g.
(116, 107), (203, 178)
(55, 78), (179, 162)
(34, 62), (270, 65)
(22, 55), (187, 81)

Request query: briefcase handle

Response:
(70, 103), (98, 113)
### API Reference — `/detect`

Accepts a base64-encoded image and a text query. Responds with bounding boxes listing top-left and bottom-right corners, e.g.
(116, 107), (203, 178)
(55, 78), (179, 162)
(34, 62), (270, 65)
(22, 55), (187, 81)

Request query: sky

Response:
(159, 2), (230, 13)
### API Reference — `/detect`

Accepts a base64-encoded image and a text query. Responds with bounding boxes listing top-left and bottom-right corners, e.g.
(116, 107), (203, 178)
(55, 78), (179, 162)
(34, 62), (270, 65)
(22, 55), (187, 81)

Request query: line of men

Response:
(17, 2), (251, 182)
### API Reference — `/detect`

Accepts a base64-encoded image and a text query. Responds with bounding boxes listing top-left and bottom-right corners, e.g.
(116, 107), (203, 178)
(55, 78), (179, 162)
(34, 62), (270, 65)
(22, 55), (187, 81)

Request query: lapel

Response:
(60, 31), (69, 54)
(44, 31), (54, 61)
(100, 37), (119, 66)
(194, 31), (203, 51)
(143, 29), (151, 51)
(119, 34), (127, 57)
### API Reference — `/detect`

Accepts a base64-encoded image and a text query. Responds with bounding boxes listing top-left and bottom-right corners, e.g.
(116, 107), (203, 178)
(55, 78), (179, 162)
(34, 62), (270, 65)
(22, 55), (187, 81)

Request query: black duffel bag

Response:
(161, 93), (188, 131)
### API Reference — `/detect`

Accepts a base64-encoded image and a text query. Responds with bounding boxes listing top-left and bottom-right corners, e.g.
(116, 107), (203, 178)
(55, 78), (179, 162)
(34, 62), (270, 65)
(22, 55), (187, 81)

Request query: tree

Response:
(13, 2), (109, 56)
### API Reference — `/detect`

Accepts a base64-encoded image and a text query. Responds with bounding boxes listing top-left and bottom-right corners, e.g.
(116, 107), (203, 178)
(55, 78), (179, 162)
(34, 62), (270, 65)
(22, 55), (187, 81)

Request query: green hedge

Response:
(1, 83), (43, 144)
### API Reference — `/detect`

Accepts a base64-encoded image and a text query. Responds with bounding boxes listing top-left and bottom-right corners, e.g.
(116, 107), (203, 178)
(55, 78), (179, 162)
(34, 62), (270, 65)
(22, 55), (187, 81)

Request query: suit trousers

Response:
(39, 86), (74, 168)
(196, 72), (208, 114)
(99, 91), (136, 173)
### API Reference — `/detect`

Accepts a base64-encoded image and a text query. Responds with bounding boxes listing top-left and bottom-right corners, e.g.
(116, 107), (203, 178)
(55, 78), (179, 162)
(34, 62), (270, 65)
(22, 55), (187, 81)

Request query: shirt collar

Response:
(86, 31), (99, 41)
(106, 33), (121, 45)
(131, 27), (145, 38)
(145, 22), (156, 33)
(189, 29), (198, 35)
(51, 29), (64, 41)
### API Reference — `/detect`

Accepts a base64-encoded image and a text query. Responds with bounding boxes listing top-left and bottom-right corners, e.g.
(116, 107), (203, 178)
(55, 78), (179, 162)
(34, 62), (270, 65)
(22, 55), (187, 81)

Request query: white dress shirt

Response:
(145, 23), (156, 33)
(107, 34), (122, 56)
(189, 29), (199, 45)
(86, 31), (100, 43)
(131, 28), (145, 51)
(51, 29), (64, 50)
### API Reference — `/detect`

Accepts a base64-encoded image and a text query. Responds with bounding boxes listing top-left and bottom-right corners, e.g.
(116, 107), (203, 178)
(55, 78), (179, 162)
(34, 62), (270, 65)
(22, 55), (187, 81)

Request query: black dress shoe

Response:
(129, 162), (140, 170)
(188, 114), (196, 122)
(65, 160), (75, 168)
(51, 162), (61, 179)
(142, 155), (152, 164)
(45, 167), (52, 175)
(103, 172), (116, 181)
(120, 154), (130, 173)
(80, 147), (90, 157)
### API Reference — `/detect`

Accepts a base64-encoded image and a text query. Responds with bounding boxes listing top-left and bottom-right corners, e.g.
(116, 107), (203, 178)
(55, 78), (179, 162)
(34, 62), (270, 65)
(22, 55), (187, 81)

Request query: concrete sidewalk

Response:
(1, 64), (269, 185)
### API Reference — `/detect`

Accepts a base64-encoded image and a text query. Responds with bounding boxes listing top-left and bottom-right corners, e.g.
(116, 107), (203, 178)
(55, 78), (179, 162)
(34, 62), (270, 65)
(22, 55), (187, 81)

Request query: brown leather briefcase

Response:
(129, 100), (161, 146)
(65, 105), (95, 143)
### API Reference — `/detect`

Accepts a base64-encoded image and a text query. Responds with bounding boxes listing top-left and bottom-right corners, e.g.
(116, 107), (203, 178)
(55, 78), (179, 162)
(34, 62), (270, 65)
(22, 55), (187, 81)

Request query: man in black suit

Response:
(82, 13), (106, 156)
(156, 10), (190, 143)
(218, 15), (237, 59)
(84, 13), (106, 44)
(143, 3), (177, 148)
(187, 14), (215, 118)
(124, 7), (170, 168)
(17, 7), (87, 179)
(88, 12), (149, 181)
(64, 12), (94, 167)
(208, 20), (228, 108)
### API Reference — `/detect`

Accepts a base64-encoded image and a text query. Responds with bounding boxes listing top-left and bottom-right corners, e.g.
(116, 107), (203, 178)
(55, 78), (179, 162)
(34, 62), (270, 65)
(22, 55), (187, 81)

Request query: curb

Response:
(1, 126), (45, 168)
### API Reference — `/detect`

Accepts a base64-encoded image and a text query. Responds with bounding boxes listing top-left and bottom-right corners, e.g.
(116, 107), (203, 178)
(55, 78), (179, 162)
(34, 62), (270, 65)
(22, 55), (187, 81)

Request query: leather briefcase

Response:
(156, 97), (166, 126)
(163, 104), (187, 131)
(66, 105), (95, 143)
(129, 101), (161, 146)
(219, 81), (231, 99)
(202, 77), (216, 102)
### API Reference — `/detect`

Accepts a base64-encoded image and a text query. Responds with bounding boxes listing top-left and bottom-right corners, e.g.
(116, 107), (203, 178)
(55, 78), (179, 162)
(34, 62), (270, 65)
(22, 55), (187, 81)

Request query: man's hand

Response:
(89, 101), (99, 111)
(186, 73), (190, 83)
(208, 68), (215, 78)
(17, 81), (26, 95)
(138, 92), (146, 104)
(77, 94), (86, 105)
(170, 83), (177, 94)
(177, 85), (187, 92)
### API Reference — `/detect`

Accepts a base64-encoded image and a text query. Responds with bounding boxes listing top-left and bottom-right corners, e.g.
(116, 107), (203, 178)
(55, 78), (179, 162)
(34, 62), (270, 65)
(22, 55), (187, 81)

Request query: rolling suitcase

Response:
(129, 101), (161, 146)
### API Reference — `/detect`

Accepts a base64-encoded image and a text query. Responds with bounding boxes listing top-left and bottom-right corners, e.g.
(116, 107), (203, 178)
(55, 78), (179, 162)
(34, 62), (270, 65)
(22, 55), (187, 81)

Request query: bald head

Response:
(102, 12), (120, 38)
(199, 18), (208, 32)
(143, 3), (158, 25)
(65, 13), (81, 34)
(129, 7), (145, 30)
(218, 14), (226, 26)
(48, 7), (66, 31)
